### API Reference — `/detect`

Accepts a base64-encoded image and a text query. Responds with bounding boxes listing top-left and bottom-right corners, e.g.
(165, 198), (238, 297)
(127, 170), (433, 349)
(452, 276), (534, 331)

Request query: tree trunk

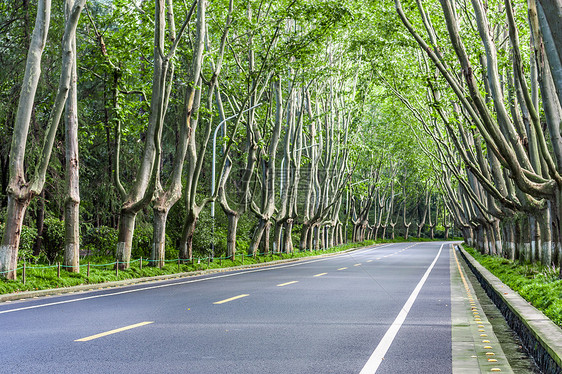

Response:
(307, 223), (315, 250)
(150, 209), (168, 268)
(1, 0), (86, 279)
(518, 218), (532, 263)
(179, 211), (198, 261)
(300, 222), (311, 250)
(116, 211), (136, 269)
(283, 220), (294, 253)
(227, 213), (240, 259)
(538, 206), (553, 265)
(63, 2), (80, 272)
(262, 221), (271, 255)
(314, 225), (321, 250)
(250, 219), (267, 256)
(0, 197), (30, 279)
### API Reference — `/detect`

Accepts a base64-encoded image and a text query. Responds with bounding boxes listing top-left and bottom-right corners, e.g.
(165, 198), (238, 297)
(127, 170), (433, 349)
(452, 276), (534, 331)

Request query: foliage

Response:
(41, 217), (66, 264)
(82, 226), (118, 257)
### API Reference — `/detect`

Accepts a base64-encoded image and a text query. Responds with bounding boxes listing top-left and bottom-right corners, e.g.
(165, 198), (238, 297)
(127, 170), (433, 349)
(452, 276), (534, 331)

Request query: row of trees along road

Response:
(385, 0), (561, 276)
(0, 0), (560, 280)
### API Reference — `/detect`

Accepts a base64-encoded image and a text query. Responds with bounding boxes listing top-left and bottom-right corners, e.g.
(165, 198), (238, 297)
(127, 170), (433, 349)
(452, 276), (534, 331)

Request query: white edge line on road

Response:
(359, 243), (445, 374)
(0, 243), (398, 315)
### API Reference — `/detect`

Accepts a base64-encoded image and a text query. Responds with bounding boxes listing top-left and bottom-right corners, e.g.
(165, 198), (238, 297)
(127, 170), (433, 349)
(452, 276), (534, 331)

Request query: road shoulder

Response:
(450, 244), (514, 373)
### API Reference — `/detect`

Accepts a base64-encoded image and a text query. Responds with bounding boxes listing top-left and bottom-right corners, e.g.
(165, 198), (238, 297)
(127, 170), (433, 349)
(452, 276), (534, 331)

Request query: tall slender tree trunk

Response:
(32, 191), (45, 256)
(64, 0), (80, 272)
(538, 206), (553, 265)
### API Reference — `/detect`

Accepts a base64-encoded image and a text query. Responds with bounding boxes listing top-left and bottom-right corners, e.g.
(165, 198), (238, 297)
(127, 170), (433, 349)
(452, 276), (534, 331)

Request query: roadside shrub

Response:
(42, 217), (65, 263)
(132, 224), (153, 259)
(82, 226), (118, 257)
(19, 225), (38, 261)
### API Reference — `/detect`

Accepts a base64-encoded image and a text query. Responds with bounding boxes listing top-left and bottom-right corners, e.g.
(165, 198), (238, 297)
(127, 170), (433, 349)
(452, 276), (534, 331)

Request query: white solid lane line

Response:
(359, 243), (445, 374)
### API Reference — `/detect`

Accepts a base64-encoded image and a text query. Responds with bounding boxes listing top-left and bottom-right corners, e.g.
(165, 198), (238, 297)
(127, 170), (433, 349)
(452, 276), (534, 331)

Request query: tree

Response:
(0, 0), (87, 279)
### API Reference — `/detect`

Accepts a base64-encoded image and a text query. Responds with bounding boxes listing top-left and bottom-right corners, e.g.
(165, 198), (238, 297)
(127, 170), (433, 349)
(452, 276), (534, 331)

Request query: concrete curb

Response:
(0, 245), (369, 303)
(457, 245), (562, 374)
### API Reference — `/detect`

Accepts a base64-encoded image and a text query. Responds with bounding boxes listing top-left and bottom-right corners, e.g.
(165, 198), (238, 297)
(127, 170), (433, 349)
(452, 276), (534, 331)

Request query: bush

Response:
(82, 225), (118, 257)
(19, 225), (38, 261)
(132, 224), (153, 259)
(42, 217), (65, 263)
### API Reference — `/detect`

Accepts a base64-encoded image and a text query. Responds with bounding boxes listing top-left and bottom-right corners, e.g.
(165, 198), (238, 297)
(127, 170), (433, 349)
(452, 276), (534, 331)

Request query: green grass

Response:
(463, 245), (562, 327)
(0, 237), (458, 296)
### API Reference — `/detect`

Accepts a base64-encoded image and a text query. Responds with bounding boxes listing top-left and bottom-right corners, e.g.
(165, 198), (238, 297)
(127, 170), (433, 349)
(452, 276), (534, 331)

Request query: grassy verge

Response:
(463, 245), (562, 328)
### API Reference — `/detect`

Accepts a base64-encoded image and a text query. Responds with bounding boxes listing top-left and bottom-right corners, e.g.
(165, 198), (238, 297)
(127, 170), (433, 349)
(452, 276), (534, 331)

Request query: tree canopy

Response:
(0, 0), (560, 279)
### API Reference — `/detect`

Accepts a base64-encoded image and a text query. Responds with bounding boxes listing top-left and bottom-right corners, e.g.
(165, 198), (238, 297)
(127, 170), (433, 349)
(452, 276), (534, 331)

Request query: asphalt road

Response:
(0, 241), (453, 373)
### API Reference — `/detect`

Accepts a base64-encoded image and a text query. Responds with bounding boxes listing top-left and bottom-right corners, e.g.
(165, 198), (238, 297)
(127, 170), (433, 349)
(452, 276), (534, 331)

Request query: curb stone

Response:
(458, 245), (562, 374)
(0, 245), (370, 303)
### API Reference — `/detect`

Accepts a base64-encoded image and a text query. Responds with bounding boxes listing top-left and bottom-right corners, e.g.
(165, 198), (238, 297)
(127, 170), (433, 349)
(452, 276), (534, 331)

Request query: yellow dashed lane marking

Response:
(75, 321), (153, 342)
(354, 263), (361, 267)
(277, 281), (299, 287)
(314, 273), (327, 277)
(213, 294), (249, 304)
(337, 267), (347, 271)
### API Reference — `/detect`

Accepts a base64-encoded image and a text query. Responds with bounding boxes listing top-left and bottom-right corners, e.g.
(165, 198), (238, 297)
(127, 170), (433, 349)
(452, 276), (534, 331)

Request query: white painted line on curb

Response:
(359, 243), (444, 374)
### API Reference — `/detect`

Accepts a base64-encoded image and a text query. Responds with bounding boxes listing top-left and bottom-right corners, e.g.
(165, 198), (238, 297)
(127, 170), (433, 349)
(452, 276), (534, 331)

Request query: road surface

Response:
(0, 241), (505, 373)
